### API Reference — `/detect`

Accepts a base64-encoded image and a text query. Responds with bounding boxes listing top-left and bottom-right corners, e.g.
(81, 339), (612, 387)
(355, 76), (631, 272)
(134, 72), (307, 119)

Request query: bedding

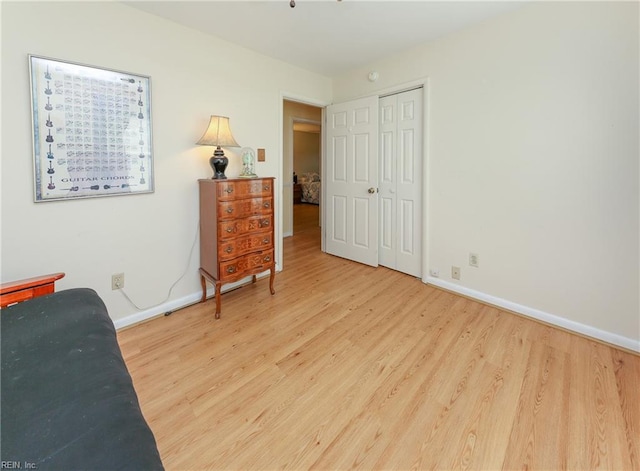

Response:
(1, 288), (164, 470)
(300, 172), (320, 204)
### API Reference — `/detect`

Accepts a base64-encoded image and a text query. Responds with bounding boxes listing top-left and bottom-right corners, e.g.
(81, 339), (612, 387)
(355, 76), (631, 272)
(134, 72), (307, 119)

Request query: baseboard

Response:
(425, 277), (640, 353)
(112, 292), (201, 330)
(113, 275), (265, 330)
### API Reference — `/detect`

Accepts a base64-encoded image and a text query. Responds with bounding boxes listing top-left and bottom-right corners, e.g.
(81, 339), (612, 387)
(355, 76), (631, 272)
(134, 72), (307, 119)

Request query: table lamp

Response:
(196, 116), (239, 179)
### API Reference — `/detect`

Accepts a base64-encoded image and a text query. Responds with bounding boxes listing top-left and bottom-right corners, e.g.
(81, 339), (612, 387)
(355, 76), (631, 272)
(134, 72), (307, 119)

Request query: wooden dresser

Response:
(293, 183), (302, 204)
(199, 177), (275, 318)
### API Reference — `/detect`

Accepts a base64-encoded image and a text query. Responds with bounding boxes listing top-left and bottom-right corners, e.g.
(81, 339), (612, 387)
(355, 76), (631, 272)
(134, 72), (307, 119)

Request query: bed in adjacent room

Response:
(300, 172), (320, 204)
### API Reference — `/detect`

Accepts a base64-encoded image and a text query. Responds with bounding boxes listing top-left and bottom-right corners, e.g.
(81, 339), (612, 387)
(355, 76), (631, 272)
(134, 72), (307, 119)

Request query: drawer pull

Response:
(263, 202), (271, 209)
(225, 187), (234, 194)
(264, 256), (271, 262)
(226, 207), (233, 214)
(262, 220), (270, 226)
(263, 238), (269, 244)
(225, 246), (233, 253)
(226, 266), (236, 274)
(226, 227), (233, 233)
(263, 185), (270, 191)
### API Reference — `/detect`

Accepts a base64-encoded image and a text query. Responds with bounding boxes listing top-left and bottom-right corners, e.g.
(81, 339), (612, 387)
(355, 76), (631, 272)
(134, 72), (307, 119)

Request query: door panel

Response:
(325, 96), (378, 266)
(401, 129), (415, 182)
(400, 199), (415, 254)
(332, 135), (348, 181)
(380, 196), (393, 251)
(354, 133), (371, 182)
(331, 195), (347, 243)
(353, 197), (371, 248)
(381, 130), (393, 183)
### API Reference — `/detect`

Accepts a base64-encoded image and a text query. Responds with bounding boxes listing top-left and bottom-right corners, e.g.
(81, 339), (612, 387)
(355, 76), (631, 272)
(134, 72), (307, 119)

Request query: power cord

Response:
(118, 221), (200, 311)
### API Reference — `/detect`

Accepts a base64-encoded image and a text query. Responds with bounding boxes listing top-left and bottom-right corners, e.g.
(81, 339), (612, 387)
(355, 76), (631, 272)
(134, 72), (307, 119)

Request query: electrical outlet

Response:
(451, 266), (461, 280)
(112, 273), (124, 290)
(429, 268), (440, 277)
(469, 253), (479, 268)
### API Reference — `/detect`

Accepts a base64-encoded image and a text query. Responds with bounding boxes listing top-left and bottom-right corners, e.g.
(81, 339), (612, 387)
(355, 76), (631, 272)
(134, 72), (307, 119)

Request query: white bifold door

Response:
(379, 88), (423, 277)
(325, 88), (423, 276)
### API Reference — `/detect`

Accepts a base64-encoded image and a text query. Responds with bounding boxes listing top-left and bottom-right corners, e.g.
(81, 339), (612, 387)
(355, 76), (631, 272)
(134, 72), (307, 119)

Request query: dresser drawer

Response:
(218, 197), (273, 220)
(216, 180), (274, 201)
(218, 233), (272, 261)
(219, 215), (272, 239)
(219, 250), (274, 281)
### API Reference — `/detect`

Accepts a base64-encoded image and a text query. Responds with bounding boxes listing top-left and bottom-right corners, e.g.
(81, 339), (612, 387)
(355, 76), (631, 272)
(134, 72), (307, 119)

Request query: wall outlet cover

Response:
(111, 273), (124, 290)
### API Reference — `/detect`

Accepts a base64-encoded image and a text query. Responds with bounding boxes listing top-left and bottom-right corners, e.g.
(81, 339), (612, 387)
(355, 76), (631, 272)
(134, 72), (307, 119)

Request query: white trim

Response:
(113, 273), (273, 330)
(320, 107), (326, 252)
(425, 276), (640, 353)
(421, 78), (431, 285)
(113, 291), (202, 330)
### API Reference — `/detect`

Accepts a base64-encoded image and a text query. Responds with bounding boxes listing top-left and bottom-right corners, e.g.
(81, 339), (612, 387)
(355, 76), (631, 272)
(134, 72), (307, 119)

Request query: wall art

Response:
(29, 55), (154, 202)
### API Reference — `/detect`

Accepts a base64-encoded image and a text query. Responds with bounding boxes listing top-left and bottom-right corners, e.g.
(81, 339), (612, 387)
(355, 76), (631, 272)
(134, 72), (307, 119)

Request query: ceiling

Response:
(125, 1), (526, 77)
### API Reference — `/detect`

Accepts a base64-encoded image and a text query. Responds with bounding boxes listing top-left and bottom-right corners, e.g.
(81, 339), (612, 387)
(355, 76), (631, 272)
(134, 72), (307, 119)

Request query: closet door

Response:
(325, 96), (379, 267)
(379, 88), (423, 277)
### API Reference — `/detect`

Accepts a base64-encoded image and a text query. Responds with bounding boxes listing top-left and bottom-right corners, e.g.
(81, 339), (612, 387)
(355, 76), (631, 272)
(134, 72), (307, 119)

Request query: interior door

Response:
(325, 96), (379, 266)
(379, 88), (423, 277)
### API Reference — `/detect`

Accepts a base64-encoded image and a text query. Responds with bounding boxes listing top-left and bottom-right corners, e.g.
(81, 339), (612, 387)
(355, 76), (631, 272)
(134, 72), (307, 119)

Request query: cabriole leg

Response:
(269, 267), (275, 295)
(215, 281), (222, 319)
(200, 274), (207, 303)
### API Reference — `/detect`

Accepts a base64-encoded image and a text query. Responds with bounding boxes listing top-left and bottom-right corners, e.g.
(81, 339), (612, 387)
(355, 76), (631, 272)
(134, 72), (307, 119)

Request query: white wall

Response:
(1, 2), (331, 324)
(333, 2), (639, 349)
(294, 131), (321, 176)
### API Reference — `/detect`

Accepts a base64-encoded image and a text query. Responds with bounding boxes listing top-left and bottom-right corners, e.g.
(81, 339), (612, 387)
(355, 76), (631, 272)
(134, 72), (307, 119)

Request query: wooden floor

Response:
(118, 226), (640, 471)
(293, 202), (320, 234)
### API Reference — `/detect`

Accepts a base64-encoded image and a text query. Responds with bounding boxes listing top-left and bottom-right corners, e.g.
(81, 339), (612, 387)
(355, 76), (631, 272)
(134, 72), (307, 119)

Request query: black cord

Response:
(118, 221), (199, 311)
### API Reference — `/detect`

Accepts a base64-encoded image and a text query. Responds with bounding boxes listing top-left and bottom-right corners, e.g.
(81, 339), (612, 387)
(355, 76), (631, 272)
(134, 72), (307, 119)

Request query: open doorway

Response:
(282, 100), (322, 238)
(292, 120), (321, 233)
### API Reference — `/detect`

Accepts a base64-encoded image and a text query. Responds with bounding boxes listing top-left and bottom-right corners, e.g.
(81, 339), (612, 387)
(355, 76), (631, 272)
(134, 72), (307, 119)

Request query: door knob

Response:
(368, 187), (376, 194)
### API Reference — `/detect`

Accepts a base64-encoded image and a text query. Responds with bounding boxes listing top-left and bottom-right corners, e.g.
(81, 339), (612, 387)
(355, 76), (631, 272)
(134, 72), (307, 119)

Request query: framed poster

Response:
(29, 55), (154, 202)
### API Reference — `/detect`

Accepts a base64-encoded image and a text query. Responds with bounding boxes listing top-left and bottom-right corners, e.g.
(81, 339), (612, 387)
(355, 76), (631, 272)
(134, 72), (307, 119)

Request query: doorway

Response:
(293, 120), (321, 233)
(283, 100), (322, 238)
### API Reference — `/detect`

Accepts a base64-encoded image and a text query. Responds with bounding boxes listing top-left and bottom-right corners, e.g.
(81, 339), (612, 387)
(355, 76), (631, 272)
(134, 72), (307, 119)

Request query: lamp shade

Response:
(196, 116), (239, 148)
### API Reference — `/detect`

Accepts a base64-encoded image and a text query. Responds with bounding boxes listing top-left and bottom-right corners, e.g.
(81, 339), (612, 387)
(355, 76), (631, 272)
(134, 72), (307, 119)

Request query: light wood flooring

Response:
(293, 202), (320, 234)
(118, 225), (640, 470)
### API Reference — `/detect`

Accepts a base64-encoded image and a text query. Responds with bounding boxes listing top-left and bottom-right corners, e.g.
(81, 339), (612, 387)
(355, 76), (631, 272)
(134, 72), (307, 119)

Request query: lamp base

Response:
(209, 147), (228, 179)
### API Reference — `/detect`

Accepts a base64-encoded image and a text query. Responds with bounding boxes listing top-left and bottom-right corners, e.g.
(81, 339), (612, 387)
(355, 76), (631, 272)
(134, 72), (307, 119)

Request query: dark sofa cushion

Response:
(1, 288), (163, 471)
